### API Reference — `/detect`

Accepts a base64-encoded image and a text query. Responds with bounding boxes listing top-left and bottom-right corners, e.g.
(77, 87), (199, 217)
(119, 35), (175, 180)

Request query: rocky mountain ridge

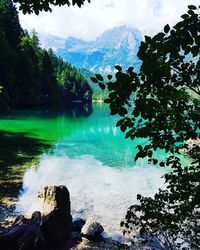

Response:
(55, 25), (142, 73)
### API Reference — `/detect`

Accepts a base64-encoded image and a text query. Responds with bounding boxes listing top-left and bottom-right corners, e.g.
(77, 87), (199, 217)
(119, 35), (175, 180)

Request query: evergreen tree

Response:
(0, 0), (92, 109)
(39, 50), (59, 104)
(29, 29), (40, 50)
(16, 33), (41, 107)
(0, 26), (16, 108)
(0, 0), (22, 49)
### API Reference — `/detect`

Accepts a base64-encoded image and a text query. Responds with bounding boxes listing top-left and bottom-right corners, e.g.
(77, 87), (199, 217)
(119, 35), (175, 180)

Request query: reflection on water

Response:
(0, 102), (93, 119)
(0, 104), (142, 167)
(58, 102), (93, 118)
(0, 131), (50, 201)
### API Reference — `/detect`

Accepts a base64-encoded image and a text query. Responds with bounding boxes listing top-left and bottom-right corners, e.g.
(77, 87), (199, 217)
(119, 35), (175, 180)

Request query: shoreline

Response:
(0, 185), (135, 250)
(0, 159), (40, 216)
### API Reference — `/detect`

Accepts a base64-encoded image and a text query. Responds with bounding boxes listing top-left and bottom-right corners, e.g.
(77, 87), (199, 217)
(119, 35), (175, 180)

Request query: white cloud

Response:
(19, 0), (200, 41)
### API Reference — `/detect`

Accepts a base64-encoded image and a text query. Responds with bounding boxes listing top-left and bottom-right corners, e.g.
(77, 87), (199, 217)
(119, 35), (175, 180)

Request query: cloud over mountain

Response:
(19, 0), (200, 42)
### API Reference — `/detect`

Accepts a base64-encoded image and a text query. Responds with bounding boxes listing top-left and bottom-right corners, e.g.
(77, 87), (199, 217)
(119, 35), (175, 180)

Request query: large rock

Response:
(38, 185), (72, 243)
(38, 185), (71, 214)
(81, 217), (104, 239)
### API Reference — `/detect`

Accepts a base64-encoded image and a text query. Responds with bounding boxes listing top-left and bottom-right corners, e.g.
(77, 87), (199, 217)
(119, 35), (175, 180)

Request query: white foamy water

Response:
(16, 154), (165, 237)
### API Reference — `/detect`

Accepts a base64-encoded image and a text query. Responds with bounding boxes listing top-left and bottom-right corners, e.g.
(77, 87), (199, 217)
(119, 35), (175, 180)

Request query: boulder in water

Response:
(81, 217), (104, 240)
(38, 185), (72, 243)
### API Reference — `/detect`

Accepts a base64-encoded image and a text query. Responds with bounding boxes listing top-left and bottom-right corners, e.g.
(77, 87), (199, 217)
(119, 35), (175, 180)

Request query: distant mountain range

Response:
(54, 25), (142, 73)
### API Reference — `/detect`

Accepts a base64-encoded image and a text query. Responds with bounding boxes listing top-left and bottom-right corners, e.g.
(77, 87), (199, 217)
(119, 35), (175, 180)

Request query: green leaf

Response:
(174, 21), (183, 30)
(116, 119), (124, 127)
(119, 107), (128, 116)
(188, 5), (197, 10)
(120, 125), (126, 132)
(128, 67), (134, 72)
(107, 74), (113, 80)
(99, 82), (106, 90)
(110, 109), (117, 115)
(90, 77), (98, 83)
(153, 159), (158, 165)
(145, 36), (151, 43)
(184, 46), (191, 55)
(191, 46), (199, 57)
(187, 9), (194, 15)
(115, 65), (122, 71)
(181, 14), (189, 19)
(138, 119), (142, 123)
(95, 74), (103, 81)
(104, 98), (111, 104)
(159, 162), (165, 167)
(164, 24), (170, 33)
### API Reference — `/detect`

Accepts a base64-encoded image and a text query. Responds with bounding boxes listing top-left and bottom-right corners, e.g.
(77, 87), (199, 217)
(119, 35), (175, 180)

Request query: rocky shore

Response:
(0, 185), (137, 250)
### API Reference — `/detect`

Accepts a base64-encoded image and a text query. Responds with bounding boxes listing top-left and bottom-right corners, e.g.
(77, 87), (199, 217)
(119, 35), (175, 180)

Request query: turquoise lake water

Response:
(0, 104), (166, 237)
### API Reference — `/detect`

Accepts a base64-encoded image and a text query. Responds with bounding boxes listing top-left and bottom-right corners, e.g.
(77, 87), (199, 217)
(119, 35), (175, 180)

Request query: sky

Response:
(19, 0), (200, 42)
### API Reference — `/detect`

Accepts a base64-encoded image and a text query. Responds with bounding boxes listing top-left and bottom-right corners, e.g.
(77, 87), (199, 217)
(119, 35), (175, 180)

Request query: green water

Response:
(0, 104), (168, 235)
(0, 104), (145, 168)
(0, 104), (190, 236)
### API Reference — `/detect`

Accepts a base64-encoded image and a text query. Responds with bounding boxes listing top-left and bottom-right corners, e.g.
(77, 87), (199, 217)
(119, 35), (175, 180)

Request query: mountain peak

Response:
(96, 25), (141, 51)
(98, 25), (141, 40)
(56, 26), (142, 73)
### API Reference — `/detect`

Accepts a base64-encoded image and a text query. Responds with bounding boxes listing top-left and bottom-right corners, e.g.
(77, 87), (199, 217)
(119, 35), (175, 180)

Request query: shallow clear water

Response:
(0, 104), (165, 237)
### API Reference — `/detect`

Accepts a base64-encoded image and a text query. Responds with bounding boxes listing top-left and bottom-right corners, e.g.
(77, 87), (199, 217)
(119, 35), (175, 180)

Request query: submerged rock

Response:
(81, 217), (104, 239)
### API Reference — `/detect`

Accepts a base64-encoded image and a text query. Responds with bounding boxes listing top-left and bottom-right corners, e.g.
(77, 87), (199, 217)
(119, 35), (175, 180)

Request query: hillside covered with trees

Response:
(0, 0), (92, 110)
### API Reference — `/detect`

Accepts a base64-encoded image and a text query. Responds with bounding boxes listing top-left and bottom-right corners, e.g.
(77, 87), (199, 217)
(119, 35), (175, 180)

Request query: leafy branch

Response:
(91, 5), (200, 249)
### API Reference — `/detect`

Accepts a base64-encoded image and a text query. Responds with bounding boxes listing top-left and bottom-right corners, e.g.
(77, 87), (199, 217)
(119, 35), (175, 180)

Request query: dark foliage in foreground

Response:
(14, 0), (90, 14)
(92, 5), (200, 249)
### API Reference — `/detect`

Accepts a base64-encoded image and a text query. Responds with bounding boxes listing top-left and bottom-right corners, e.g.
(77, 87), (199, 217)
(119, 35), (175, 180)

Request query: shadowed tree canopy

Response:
(14, 0), (91, 14)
